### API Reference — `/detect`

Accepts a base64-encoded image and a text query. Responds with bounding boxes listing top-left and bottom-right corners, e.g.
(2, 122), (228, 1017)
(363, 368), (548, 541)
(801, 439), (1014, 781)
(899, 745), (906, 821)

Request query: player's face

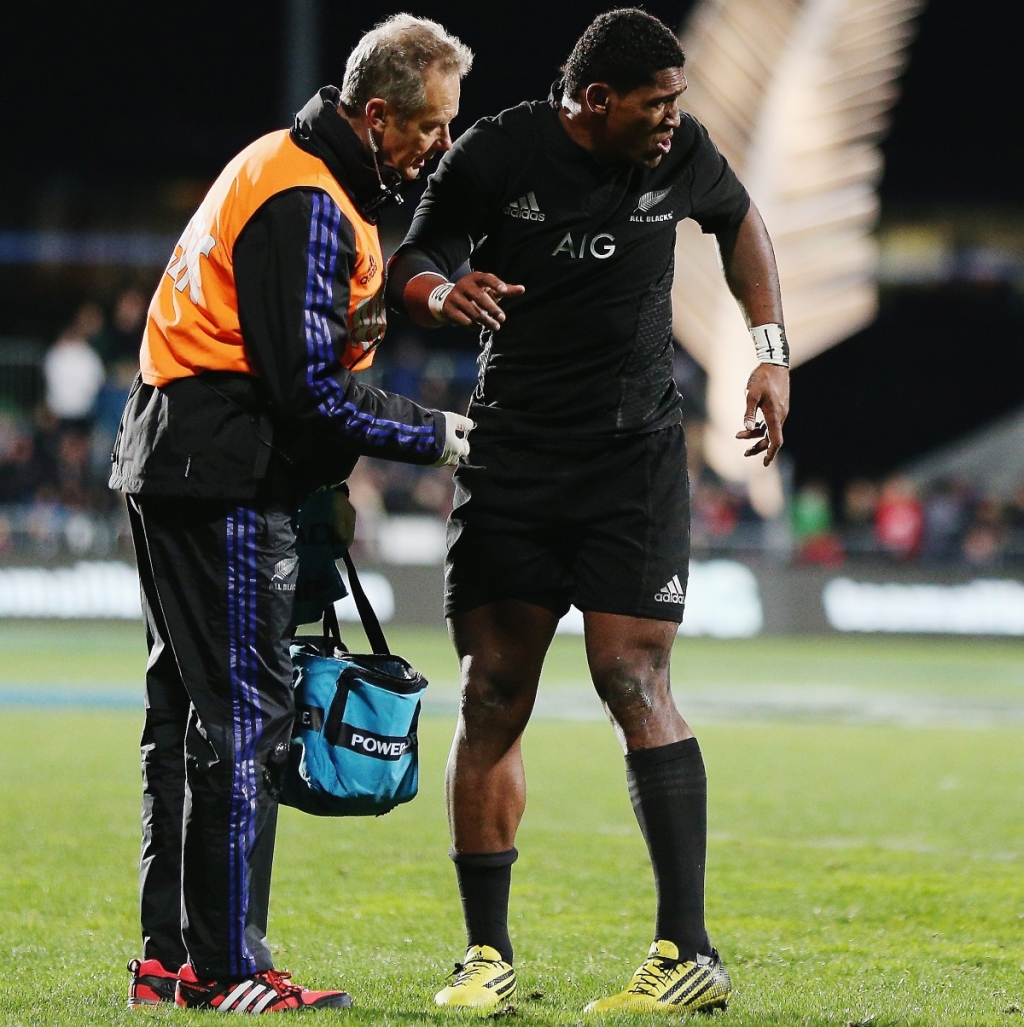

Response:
(605, 67), (686, 167)
(380, 66), (460, 180)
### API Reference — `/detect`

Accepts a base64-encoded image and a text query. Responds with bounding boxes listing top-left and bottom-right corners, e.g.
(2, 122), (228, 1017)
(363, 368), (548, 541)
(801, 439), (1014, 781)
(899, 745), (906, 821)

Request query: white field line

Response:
(5, 683), (1024, 727)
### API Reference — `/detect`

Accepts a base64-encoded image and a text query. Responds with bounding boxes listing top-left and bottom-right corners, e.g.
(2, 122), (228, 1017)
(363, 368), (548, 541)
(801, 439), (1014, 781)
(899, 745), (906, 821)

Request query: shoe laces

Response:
(448, 956), (500, 986)
(628, 955), (682, 996)
(258, 969), (302, 997)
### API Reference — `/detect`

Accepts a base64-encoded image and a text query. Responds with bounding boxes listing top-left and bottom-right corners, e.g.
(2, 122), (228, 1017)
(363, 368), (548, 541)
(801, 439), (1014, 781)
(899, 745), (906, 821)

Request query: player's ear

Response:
(365, 98), (388, 131)
(583, 83), (611, 115)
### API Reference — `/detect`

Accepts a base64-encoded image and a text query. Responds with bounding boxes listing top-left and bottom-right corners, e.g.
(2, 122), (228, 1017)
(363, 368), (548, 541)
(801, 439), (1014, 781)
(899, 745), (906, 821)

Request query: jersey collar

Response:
(290, 86), (405, 223)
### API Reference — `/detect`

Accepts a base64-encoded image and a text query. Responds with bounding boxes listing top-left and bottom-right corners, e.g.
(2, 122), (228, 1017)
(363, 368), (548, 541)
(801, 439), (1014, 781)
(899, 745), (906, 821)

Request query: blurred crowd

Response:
(790, 476), (1024, 569)
(0, 291), (145, 558)
(1, 296), (1021, 570)
(684, 406), (1024, 567)
(0, 299), (476, 561)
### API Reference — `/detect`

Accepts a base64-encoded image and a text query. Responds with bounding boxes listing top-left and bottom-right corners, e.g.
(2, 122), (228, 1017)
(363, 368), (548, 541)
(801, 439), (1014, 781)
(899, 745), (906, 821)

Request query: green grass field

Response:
(2, 622), (1024, 1025)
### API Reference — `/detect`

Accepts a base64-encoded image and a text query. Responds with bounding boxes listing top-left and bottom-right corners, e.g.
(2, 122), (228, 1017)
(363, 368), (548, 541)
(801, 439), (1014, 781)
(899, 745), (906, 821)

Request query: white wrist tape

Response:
(427, 281), (456, 323)
(750, 323), (790, 367)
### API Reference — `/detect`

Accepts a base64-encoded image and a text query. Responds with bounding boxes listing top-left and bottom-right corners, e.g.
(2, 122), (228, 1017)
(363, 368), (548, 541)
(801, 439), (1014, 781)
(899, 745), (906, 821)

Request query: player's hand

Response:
(443, 272), (525, 332)
(736, 363), (790, 466)
(431, 412), (476, 466)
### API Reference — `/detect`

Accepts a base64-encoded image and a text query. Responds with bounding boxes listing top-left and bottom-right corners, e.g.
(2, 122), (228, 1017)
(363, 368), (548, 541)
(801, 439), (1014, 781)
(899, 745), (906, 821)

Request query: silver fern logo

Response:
(634, 188), (672, 213)
(271, 556), (298, 592)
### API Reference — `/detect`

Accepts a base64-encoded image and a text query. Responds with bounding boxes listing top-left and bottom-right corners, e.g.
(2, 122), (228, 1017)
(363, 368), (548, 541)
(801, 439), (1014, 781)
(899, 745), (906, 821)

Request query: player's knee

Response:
(599, 671), (652, 722)
(595, 657), (672, 728)
(460, 668), (535, 732)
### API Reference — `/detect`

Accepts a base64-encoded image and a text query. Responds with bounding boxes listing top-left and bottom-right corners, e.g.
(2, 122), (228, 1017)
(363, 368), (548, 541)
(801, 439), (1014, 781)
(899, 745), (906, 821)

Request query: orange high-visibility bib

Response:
(141, 129), (384, 387)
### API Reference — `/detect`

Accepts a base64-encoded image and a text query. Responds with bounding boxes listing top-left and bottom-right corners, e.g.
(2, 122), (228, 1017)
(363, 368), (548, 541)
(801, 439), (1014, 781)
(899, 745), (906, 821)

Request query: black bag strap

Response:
(321, 602), (344, 653)
(320, 549), (391, 657)
(323, 676), (351, 746)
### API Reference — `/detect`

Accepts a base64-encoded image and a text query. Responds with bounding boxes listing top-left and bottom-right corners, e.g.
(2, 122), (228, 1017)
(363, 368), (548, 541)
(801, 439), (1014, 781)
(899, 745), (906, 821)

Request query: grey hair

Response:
(340, 14), (473, 119)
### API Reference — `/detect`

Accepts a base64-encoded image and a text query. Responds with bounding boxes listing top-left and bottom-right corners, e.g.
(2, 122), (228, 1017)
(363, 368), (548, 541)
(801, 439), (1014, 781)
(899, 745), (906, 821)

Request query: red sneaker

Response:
(127, 957), (178, 1008)
(175, 964), (352, 1012)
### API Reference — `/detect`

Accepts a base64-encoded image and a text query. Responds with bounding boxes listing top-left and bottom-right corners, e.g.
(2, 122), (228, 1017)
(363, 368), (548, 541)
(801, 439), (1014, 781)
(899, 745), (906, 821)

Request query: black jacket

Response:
(110, 87), (445, 503)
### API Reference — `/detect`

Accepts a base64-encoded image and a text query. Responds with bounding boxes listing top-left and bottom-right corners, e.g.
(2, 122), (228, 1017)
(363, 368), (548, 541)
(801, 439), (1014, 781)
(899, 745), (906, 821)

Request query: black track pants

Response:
(128, 495), (298, 980)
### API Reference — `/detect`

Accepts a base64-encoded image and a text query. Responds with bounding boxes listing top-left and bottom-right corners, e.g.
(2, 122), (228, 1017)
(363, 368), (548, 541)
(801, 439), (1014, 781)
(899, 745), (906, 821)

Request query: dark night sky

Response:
(3, 0), (1023, 205)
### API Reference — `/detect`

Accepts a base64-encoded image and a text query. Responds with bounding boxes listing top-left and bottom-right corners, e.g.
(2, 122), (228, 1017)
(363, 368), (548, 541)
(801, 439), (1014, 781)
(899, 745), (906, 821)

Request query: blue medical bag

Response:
(281, 550), (426, 817)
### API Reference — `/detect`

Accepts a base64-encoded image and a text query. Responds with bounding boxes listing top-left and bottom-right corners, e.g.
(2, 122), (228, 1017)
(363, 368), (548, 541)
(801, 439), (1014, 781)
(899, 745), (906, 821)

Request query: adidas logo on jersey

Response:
(654, 574), (686, 604)
(503, 191), (545, 221)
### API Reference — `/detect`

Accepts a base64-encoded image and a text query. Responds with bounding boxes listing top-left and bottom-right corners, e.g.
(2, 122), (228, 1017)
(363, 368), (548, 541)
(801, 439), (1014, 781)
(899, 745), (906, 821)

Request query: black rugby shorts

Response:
(445, 424), (690, 622)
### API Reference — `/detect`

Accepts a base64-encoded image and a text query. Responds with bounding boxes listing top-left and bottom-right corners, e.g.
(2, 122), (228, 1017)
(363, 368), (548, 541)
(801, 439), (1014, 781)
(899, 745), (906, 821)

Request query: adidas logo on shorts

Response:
(503, 191), (545, 221)
(654, 574), (686, 604)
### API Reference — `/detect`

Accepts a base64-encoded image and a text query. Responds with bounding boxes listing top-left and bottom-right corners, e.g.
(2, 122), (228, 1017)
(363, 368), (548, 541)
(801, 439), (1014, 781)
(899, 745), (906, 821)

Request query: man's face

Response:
(602, 67), (686, 167)
(379, 65), (461, 180)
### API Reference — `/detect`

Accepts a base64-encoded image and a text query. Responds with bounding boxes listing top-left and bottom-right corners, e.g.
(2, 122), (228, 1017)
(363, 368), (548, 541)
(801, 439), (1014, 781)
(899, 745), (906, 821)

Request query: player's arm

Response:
(716, 202), (790, 467)
(387, 128), (524, 332)
(687, 117), (790, 466)
(401, 269), (524, 333)
(234, 189), (469, 466)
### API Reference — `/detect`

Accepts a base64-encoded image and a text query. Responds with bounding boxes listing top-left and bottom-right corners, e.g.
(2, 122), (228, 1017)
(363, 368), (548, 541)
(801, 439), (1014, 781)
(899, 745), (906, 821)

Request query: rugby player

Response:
(388, 8), (789, 1015)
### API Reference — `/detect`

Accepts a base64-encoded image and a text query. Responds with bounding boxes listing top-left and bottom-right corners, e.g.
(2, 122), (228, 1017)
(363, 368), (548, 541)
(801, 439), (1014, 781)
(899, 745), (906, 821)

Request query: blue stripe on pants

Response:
(225, 507), (262, 977)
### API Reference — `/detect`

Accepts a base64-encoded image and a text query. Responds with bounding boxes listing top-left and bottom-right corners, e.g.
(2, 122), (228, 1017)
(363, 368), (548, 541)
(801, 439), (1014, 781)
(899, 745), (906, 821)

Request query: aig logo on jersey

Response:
(552, 232), (616, 260)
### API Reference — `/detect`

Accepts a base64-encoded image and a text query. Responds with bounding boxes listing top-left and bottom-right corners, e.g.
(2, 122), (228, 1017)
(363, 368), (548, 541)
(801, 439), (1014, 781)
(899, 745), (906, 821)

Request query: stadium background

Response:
(1, 0), (1024, 631)
(2, 4), (1024, 1024)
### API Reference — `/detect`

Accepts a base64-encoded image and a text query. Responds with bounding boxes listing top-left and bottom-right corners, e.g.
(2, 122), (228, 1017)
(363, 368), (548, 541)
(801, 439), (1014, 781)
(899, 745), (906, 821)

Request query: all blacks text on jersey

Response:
(630, 211), (674, 223)
(630, 187), (675, 223)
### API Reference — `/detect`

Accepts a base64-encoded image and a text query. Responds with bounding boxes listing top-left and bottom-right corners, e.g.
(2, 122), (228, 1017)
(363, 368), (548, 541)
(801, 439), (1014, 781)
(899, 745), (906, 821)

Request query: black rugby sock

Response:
(625, 737), (711, 962)
(451, 848), (518, 965)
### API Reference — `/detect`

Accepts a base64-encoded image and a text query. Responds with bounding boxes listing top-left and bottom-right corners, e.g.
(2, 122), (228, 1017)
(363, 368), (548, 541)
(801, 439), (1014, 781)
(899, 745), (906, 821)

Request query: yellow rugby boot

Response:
(434, 945), (517, 1012)
(585, 940), (732, 1014)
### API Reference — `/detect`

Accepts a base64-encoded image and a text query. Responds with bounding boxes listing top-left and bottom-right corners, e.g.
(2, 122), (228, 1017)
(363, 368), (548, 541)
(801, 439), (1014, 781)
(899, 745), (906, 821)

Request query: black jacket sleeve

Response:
(234, 187), (445, 465)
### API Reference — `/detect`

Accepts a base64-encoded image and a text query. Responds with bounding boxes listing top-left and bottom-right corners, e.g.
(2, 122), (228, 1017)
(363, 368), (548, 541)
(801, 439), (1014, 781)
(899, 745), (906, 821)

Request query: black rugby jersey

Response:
(390, 86), (750, 438)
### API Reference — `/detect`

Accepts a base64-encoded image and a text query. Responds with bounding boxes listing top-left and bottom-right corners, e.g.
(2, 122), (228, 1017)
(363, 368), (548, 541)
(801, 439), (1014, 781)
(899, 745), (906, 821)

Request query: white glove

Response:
(431, 412), (475, 466)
